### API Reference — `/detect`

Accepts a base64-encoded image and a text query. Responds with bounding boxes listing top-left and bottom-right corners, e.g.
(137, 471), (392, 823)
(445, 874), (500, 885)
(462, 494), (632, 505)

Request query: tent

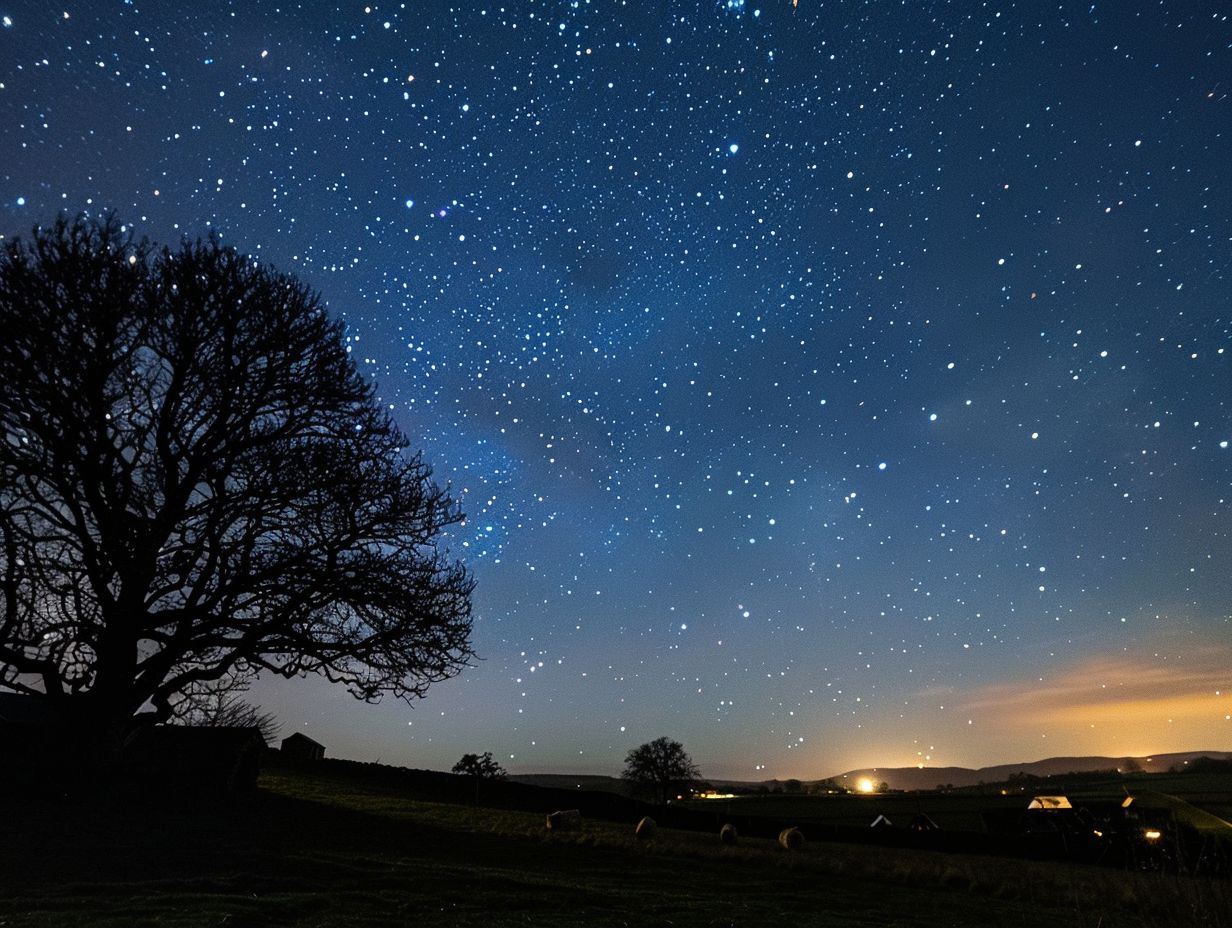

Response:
(1026, 795), (1072, 810)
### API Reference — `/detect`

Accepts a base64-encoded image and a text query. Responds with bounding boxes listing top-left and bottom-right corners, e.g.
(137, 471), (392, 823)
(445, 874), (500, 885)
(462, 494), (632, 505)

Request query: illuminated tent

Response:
(1026, 795), (1072, 810)
(908, 813), (940, 831)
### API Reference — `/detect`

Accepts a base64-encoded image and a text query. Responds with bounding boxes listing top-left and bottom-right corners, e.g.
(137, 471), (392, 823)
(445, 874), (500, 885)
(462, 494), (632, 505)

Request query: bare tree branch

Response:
(0, 215), (475, 758)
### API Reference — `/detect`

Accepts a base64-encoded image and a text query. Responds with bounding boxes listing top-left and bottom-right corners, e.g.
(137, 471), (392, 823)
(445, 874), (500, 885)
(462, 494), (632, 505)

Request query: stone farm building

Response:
(281, 732), (326, 761)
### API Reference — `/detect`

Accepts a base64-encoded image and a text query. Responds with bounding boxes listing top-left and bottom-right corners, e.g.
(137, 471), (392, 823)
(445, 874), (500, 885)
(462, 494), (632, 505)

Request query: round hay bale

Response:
(778, 826), (804, 851)
(635, 815), (657, 839)
(719, 823), (739, 846)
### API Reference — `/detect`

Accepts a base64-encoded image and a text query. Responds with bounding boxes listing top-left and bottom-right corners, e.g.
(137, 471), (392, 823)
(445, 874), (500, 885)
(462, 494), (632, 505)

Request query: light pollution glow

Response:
(776, 641), (1232, 778)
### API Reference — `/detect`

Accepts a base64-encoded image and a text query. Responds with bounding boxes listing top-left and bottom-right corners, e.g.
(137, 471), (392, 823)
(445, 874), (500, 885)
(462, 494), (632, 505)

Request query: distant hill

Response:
(511, 750), (1232, 796)
(829, 751), (1232, 791)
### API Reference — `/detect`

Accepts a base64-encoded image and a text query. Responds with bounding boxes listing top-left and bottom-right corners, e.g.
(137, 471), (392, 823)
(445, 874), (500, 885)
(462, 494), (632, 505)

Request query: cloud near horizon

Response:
(925, 645), (1232, 756)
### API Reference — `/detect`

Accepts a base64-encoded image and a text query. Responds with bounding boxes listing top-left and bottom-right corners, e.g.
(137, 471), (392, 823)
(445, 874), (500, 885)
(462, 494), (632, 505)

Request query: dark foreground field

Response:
(1, 764), (1228, 928)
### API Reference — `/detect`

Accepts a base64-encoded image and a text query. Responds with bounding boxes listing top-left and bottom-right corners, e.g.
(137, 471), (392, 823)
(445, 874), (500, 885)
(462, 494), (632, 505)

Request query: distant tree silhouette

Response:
(452, 751), (506, 780)
(0, 215), (474, 775)
(621, 736), (701, 804)
(1179, 756), (1232, 774)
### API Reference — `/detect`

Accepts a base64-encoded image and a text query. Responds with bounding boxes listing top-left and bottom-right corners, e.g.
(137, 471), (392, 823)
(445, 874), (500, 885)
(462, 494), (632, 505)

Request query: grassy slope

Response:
(0, 765), (1227, 928)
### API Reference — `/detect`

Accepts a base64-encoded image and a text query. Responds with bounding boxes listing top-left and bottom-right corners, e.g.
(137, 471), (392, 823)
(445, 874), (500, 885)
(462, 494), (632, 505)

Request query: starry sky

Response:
(2, 1), (1230, 781)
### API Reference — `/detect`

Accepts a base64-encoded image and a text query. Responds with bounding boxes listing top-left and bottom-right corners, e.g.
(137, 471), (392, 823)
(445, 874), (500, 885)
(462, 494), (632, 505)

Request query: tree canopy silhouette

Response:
(0, 215), (474, 764)
(621, 736), (701, 804)
(451, 752), (506, 780)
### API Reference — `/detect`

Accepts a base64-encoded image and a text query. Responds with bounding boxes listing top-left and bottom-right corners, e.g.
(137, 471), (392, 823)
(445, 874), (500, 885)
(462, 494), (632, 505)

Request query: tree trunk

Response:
(55, 698), (142, 796)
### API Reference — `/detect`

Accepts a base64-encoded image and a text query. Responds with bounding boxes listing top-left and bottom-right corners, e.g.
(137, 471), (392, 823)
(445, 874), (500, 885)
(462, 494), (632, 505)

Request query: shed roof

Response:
(282, 732), (324, 748)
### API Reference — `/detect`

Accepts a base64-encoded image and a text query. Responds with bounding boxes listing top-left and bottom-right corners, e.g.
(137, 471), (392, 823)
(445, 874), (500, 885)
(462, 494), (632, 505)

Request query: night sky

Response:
(2, 1), (1229, 780)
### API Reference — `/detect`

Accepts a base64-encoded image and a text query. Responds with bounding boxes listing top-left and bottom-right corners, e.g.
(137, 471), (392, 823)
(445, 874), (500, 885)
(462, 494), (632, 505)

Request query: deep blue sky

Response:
(2, 1), (1229, 779)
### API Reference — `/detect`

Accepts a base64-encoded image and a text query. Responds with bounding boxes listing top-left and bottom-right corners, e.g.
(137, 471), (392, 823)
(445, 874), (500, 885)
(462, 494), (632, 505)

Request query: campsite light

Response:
(1143, 829), (1162, 841)
(857, 778), (876, 794)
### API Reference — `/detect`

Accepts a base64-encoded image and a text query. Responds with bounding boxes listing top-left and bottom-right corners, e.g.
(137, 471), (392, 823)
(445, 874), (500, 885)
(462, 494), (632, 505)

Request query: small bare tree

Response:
(622, 737), (701, 804)
(172, 670), (280, 745)
(451, 751), (506, 780)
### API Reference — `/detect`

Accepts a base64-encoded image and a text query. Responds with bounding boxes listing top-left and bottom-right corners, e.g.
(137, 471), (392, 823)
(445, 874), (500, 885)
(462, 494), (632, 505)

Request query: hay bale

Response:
(545, 809), (582, 831)
(635, 815), (657, 839)
(719, 823), (739, 846)
(778, 826), (804, 851)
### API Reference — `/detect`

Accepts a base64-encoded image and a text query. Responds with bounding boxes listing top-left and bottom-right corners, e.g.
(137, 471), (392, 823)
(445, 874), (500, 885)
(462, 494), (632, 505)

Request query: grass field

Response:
(1, 763), (1229, 927)
(680, 791), (1022, 832)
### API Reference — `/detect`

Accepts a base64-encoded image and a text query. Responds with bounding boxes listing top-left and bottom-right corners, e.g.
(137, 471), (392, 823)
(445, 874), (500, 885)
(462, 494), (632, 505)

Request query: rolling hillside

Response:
(831, 751), (1232, 791)
(515, 751), (1232, 795)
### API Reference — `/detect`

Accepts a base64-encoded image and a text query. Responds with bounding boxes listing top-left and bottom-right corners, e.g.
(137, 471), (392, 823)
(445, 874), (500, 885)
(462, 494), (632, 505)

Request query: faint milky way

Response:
(1, 1), (1229, 779)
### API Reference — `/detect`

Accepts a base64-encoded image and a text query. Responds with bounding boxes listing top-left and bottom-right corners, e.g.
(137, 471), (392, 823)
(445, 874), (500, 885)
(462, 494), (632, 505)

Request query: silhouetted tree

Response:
(621, 736), (701, 804)
(452, 751), (506, 780)
(810, 777), (845, 795)
(0, 215), (474, 774)
(173, 671), (281, 745)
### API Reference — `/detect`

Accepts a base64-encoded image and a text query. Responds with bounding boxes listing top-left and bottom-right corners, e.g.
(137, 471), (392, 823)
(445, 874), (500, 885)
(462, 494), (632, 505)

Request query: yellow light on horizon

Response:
(857, 777), (876, 794)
